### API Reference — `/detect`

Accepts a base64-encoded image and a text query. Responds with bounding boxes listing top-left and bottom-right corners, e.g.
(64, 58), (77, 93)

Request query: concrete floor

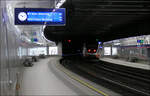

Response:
(19, 57), (99, 95)
(100, 57), (150, 70)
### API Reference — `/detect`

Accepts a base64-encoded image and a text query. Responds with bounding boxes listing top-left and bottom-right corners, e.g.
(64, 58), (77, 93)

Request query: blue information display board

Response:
(15, 8), (66, 25)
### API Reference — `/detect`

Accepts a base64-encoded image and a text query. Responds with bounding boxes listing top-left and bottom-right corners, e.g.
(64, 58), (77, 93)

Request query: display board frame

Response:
(15, 8), (66, 25)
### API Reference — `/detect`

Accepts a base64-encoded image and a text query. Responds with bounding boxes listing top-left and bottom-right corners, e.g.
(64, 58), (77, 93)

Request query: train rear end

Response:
(84, 48), (100, 59)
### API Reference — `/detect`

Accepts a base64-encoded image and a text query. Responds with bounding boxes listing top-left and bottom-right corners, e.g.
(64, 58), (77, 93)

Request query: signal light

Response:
(68, 40), (71, 43)
(98, 42), (101, 45)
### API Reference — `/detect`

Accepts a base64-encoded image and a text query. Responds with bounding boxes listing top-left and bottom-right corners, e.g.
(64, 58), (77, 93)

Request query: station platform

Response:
(19, 57), (120, 96)
(99, 57), (150, 70)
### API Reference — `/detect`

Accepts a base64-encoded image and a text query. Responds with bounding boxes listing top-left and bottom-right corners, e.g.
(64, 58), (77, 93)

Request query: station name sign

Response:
(15, 8), (66, 25)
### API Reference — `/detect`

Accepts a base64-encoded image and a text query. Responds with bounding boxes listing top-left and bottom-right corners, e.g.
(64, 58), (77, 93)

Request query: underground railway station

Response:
(0, 0), (150, 96)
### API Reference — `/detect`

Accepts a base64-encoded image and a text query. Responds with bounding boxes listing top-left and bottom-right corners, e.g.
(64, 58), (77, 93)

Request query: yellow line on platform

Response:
(57, 65), (109, 96)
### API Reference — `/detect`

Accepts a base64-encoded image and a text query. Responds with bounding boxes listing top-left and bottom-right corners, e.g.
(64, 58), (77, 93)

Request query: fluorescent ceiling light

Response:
(56, 0), (66, 8)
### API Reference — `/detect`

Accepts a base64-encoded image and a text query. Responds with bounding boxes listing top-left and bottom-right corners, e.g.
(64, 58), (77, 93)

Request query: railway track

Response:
(79, 60), (150, 96)
(95, 61), (150, 81)
(60, 59), (150, 96)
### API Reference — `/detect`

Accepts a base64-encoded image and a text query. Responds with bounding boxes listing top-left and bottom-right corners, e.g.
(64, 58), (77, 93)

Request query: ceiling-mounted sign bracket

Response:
(15, 8), (66, 26)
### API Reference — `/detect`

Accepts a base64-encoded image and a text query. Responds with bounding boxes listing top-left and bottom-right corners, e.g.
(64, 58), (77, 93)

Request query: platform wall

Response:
(0, 1), (27, 95)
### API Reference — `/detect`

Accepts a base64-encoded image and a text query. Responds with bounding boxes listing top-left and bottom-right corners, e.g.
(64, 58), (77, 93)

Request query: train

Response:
(83, 42), (100, 59)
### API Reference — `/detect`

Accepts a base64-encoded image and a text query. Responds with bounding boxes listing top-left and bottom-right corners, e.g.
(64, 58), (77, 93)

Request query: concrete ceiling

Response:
(44, 0), (150, 43)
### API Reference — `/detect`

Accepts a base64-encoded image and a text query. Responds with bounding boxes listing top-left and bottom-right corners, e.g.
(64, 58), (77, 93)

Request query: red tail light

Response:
(88, 49), (91, 52)
(93, 49), (96, 52)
